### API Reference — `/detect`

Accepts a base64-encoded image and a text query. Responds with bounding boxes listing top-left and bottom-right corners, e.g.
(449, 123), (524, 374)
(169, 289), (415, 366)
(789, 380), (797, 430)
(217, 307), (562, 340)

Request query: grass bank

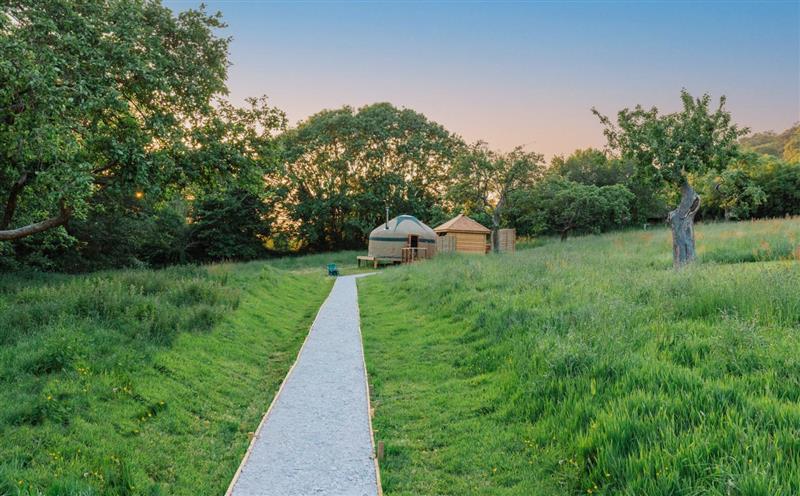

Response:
(0, 262), (332, 495)
(359, 217), (800, 495)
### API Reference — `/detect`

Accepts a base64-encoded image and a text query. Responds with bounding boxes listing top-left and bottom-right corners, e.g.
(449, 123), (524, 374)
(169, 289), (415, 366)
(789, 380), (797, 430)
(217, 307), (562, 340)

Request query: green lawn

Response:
(359, 217), (800, 496)
(0, 262), (333, 495)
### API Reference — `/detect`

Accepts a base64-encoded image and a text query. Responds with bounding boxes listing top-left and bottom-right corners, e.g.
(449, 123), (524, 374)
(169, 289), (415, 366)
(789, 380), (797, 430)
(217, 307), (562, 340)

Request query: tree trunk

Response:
(491, 195), (505, 253)
(668, 181), (700, 269)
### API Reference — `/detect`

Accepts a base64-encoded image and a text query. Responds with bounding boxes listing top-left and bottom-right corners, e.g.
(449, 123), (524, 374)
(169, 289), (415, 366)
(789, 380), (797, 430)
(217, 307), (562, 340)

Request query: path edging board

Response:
(223, 276), (336, 496)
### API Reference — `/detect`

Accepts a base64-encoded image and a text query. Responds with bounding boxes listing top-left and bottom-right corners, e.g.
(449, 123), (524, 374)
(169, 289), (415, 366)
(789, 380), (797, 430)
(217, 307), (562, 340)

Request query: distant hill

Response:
(740, 123), (800, 162)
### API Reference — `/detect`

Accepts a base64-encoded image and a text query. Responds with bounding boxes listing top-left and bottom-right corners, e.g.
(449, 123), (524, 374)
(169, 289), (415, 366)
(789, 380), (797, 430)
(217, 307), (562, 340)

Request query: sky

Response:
(165, 0), (800, 159)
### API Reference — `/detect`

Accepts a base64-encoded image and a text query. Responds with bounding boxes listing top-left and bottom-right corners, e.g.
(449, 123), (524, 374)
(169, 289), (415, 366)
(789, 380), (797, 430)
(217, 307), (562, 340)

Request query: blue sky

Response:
(166, 0), (800, 158)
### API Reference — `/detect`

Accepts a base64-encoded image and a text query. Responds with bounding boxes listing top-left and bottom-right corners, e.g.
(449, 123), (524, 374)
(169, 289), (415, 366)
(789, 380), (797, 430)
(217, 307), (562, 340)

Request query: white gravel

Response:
(229, 274), (379, 496)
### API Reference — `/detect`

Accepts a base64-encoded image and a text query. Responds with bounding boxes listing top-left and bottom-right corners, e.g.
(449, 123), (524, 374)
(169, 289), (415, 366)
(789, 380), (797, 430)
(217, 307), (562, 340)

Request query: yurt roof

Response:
(434, 214), (491, 234)
(369, 214), (436, 238)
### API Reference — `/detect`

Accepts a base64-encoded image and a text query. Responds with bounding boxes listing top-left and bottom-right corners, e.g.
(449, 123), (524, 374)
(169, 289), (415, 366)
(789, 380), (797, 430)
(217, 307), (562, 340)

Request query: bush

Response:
(506, 177), (634, 239)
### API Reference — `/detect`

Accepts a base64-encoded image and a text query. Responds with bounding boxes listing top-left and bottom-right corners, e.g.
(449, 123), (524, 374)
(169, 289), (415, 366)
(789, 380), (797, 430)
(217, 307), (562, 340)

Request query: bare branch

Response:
(0, 201), (72, 241)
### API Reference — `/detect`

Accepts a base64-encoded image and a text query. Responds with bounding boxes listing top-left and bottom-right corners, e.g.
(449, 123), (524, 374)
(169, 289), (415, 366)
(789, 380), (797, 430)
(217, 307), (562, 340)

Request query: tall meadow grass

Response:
(360, 217), (800, 495)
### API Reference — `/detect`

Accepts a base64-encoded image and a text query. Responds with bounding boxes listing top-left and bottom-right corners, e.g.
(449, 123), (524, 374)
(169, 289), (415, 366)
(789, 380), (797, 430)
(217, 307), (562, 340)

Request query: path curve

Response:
(228, 274), (380, 496)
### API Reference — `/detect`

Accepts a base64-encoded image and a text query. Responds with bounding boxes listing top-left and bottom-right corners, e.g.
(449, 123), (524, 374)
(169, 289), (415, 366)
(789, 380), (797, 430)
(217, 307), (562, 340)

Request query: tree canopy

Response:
(0, 0), (281, 241)
(593, 91), (747, 187)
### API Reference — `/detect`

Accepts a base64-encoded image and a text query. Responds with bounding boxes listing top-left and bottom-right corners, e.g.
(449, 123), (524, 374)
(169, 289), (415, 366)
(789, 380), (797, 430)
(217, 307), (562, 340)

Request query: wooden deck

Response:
(357, 256), (397, 268)
(401, 247), (427, 263)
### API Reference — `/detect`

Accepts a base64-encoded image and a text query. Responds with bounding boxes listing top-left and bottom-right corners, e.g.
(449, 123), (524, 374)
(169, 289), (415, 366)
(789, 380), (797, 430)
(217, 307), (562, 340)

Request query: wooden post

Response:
(377, 441), (385, 460)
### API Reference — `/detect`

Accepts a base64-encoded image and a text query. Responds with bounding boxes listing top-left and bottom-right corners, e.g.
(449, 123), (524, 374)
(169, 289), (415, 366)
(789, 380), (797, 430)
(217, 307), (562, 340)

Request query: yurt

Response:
(434, 214), (491, 254)
(368, 215), (437, 262)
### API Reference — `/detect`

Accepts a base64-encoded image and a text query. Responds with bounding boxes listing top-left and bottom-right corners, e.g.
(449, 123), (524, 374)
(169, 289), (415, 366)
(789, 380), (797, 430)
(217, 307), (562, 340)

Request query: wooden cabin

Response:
(434, 214), (491, 254)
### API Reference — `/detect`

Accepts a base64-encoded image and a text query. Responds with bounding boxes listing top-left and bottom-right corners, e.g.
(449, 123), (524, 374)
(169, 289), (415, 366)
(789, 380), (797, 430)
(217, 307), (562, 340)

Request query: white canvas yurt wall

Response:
(368, 215), (437, 260)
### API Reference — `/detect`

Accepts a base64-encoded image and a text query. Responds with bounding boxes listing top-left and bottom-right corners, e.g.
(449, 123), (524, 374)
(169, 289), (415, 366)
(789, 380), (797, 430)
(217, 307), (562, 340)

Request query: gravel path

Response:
(228, 274), (380, 496)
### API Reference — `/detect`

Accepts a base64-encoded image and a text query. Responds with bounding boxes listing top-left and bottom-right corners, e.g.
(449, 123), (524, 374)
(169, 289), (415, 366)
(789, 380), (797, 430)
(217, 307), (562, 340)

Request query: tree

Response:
(278, 103), (460, 251)
(593, 90), (747, 268)
(448, 142), (544, 252)
(506, 178), (633, 240)
(0, 0), (279, 243)
(550, 148), (621, 186)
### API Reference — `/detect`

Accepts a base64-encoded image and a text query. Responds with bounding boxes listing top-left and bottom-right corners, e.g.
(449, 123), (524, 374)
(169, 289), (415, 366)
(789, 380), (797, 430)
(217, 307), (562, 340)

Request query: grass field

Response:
(0, 261), (333, 496)
(359, 217), (800, 496)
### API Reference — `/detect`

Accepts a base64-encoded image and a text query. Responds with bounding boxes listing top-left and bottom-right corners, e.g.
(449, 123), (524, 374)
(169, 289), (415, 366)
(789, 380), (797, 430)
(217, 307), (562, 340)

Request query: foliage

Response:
(360, 217), (800, 495)
(593, 90), (747, 187)
(740, 124), (800, 162)
(277, 103), (461, 251)
(188, 188), (273, 262)
(784, 127), (800, 163)
(550, 148), (622, 186)
(0, 261), (332, 495)
(0, 0), (220, 237)
(0, 0), (284, 244)
(448, 142), (545, 249)
(549, 148), (668, 223)
(507, 177), (634, 239)
(751, 156), (800, 218)
(693, 165), (766, 220)
(692, 154), (800, 221)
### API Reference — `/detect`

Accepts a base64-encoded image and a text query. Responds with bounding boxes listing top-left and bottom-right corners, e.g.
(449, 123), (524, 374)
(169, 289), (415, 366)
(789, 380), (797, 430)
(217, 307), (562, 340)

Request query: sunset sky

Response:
(166, 0), (800, 159)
